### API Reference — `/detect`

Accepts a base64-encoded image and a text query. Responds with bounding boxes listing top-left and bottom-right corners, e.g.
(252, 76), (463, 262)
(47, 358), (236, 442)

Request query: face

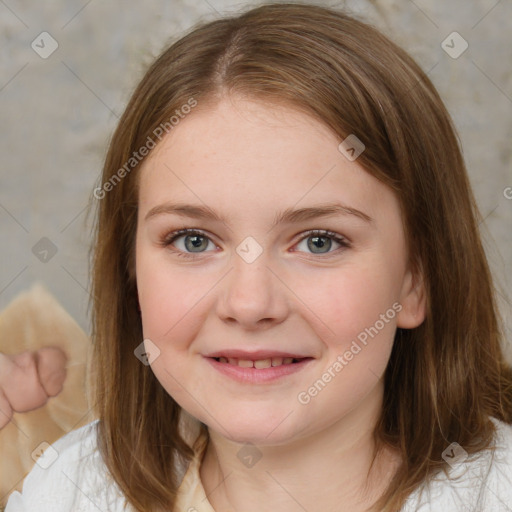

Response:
(135, 96), (425, 446)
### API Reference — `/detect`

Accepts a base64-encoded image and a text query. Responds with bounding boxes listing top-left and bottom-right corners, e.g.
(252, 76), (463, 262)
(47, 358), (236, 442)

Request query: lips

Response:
(205, 354), (314, 383)
(212, 356), (308, 368)
(204, 349), (312, 369)
(204, 349), (311, 360)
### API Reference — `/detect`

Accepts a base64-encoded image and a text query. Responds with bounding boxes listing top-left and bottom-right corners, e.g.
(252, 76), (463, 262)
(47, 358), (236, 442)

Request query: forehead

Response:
(137, 96), (394, 224)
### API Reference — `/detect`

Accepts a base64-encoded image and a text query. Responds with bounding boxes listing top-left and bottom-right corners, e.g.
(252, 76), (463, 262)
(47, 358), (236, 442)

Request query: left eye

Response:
(161, 229), (349, 257)
(293, 230), (350, 255)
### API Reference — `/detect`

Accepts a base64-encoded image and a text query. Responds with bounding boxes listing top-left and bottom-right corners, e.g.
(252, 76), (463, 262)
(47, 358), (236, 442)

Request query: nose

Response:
(215, 249), (289, 330)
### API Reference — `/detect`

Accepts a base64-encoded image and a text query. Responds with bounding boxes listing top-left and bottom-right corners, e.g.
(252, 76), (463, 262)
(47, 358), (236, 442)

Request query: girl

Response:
(6, 2), (512, 511)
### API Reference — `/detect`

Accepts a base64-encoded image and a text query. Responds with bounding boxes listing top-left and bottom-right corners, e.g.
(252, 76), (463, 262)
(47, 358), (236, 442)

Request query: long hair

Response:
(89, 3), (512, 510)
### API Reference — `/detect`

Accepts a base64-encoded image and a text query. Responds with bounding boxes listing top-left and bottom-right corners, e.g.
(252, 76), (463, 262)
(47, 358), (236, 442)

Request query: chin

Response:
(206, 407), (301, 446)
(224, 427), (290, 446)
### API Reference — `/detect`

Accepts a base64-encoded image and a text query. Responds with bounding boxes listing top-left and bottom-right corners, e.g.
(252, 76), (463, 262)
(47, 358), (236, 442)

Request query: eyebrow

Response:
(144, 201), (373, 227)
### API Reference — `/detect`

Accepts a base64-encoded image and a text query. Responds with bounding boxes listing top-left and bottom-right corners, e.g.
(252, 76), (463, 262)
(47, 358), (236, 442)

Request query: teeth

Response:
(215, 356), (301, 368)
(254, 358), (272, 369)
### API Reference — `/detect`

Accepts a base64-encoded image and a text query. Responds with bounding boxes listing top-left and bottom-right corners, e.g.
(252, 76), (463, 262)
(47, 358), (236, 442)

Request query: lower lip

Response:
(204, 357), (314, 383)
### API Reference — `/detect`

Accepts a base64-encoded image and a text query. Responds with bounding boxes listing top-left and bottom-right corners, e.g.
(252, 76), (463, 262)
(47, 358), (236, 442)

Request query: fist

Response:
(0, 347), (67, 429)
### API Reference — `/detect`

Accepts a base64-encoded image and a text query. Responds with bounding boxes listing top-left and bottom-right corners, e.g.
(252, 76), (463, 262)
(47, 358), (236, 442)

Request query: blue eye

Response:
(162, 229), (215, 257)
(293, 230), (350, 255)
(161, 228), (350, 259)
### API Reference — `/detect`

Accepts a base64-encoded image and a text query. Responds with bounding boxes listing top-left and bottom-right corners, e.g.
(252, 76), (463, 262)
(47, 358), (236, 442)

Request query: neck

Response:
(200, 382), (400, 512)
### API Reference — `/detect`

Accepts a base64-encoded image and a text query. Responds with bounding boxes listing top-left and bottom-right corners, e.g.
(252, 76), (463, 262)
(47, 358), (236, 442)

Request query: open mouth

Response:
(211, 356), (311, 368)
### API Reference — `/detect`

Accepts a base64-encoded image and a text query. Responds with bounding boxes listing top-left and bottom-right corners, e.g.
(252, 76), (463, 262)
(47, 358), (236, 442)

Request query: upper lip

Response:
(204, 349), (312, 360)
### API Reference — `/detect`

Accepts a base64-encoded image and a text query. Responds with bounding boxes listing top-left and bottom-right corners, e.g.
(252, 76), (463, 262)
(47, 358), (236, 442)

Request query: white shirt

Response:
(5, 416), (512, 511)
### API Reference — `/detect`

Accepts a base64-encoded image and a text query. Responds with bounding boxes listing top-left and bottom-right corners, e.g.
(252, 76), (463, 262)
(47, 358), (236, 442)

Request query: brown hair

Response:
(89, 2), (512, 511)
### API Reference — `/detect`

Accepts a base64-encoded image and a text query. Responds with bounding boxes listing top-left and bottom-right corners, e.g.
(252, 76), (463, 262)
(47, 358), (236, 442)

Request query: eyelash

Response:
(160, 228), (350, 259)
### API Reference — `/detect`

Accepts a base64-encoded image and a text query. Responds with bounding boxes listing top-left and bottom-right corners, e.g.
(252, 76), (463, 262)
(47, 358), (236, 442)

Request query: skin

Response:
(0, 347), (67, 429)
(135, 95), (426, 512)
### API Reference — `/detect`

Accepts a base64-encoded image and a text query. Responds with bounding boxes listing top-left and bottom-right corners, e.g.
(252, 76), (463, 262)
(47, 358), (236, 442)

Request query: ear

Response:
(396, 263), (426, 329)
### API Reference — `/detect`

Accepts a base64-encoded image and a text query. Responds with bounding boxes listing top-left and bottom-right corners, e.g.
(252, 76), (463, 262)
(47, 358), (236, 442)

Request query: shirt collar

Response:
(175, 409), (216, 512)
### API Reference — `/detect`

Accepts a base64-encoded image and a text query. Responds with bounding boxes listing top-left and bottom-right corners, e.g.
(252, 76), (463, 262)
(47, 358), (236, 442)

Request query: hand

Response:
(0, 347), (67, 429)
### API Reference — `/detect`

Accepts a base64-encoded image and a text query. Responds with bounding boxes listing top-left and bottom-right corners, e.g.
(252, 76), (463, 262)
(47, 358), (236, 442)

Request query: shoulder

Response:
(483, 418), (512, 506)
(4, 420), (132, 512)
(403, 418), (512, 511)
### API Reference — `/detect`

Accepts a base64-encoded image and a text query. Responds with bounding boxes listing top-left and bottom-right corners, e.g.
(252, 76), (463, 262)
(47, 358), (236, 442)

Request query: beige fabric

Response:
(175, 409), (215, 512)
(0, 284), (94, 506)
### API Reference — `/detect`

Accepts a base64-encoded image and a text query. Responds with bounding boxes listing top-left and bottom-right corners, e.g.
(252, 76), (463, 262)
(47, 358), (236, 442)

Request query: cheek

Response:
(139, 270), (192, 341)
(136, 252), (208, 404)
(294, 258), (402, 345)
(294, 265), (398, 420)
(290, 259), (400, 411)
(136, 247), (217, 348)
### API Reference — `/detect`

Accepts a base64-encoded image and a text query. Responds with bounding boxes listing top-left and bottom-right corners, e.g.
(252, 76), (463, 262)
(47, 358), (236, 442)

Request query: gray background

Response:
(1, 0), (511, 359)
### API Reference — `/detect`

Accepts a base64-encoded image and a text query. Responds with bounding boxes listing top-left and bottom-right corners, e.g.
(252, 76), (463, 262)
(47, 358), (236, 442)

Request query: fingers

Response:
(36, 347), (68, 397)
(3, 351), (49, 412)
(0, 347), (69, 424)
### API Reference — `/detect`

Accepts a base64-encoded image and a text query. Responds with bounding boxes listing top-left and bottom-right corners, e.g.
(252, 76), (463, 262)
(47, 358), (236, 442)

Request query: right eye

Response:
(161, 228), (217, 258)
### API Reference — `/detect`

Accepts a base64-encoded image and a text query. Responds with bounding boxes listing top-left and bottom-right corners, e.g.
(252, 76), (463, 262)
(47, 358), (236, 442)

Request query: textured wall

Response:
(1, 0), (511, 357)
